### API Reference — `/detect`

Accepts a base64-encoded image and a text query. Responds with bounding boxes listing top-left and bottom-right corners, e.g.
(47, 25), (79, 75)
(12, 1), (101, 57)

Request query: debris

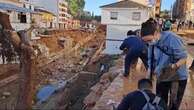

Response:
(57, 37), (66, 48)
(37, 85), (57, 104)
(36, 80), (67, 104)
(2, 92), (11, 97)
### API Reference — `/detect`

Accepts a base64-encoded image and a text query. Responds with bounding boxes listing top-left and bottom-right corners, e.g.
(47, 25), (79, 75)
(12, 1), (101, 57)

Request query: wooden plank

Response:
(0, 74), (18, 87)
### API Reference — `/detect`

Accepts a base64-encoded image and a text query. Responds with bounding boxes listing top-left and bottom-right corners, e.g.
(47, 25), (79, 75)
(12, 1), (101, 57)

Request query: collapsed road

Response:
(0, 24), (113, 110)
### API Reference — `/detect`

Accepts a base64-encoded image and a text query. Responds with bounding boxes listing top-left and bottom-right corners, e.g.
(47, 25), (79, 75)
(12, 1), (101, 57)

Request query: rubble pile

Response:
(0, 25), (106, 110)
(83, 58), (123, 110)
(34, 57), (82, 89)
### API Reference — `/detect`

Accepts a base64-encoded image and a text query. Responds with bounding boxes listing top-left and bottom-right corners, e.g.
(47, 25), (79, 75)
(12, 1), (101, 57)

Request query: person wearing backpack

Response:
(163, 20), (172, 31)
(117, 78), (167, 110)
(141, 19), (188, 110)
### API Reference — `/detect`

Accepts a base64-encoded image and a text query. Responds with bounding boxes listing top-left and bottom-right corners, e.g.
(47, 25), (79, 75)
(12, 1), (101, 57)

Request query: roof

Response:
(100, 0), (148, 9)
(34, 7), (56, 16)
(0, 2), (34, 13)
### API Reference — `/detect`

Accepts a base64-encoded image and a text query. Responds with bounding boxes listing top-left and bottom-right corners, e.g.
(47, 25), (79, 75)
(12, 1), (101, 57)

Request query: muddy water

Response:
(33, 55), (119, 110)
(68, 55), (120, 110)
(65, 73), (98, 110)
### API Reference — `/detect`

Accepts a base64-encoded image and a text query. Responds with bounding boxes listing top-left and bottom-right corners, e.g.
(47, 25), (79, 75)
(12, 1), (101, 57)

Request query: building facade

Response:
(34, 7), (56, 28)
(173, 0), (192, 20)
(0, 0), (34, 30)
(101, 0), (149, 54)
(32, 0), (72, 29)
(58, 0), (69, 29)
(155, 0), (161, 17)
(118, 0), (161, 17)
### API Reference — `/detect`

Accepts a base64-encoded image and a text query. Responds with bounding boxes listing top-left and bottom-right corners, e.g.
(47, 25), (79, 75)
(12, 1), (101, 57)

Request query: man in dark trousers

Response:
(120, 30), (148, 77)
(141, 19), (188, 110)
(117, 78), (167, 110)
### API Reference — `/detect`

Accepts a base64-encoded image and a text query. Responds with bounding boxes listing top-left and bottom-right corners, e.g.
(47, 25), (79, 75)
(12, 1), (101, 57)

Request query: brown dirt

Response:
(0, 64), (19, 80)
(0, 26), (106, 109)
(36, 30), (96, 53)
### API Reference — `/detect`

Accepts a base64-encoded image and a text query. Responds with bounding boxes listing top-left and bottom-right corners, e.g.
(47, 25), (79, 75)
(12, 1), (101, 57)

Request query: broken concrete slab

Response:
(83, 58), (123, 110)
(2, 92), (11, 97)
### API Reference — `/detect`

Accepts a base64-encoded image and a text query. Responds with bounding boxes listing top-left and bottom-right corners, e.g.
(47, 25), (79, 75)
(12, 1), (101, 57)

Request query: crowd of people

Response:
(155, 18), (194, 32)
(117, 18), (189, 110)
(177, 20), (194, 31)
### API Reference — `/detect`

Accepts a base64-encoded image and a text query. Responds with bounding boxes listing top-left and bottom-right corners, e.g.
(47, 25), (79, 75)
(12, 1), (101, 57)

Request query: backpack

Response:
(140, 90), (164, 110)
(165, 21), (171, 28)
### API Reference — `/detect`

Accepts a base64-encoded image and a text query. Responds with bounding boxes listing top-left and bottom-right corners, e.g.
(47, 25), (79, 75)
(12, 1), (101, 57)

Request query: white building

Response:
(101, 0), (149, 54)
(118, 0), (149, 5)
(0, 0), (34, 31)
(118, 0), (161, 17)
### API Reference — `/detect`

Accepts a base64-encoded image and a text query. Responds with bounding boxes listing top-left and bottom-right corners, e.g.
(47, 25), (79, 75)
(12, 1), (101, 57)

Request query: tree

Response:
(94, 15), (101, 22)
(91, 12), (94, 19)
(160, 10), (171, 19)
(66, 0), (85, 18)
(0, 12), (35, 110)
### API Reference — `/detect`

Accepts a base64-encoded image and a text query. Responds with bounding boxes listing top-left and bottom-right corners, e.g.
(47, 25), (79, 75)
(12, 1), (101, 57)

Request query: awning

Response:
(0, 2), (34, 13)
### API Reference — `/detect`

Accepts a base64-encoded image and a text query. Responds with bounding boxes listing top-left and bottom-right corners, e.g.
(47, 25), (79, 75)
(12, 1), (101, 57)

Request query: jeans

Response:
(124, 50), (148, 76)
(156, 80), (187, 110)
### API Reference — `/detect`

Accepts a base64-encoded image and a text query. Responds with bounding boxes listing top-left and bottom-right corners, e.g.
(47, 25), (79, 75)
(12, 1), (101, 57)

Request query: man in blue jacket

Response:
(141, 19), (188, 110)
(120, 30), (148, 77)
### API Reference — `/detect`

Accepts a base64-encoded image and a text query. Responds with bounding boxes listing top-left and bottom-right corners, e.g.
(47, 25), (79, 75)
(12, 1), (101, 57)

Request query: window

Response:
(110, 12), (118, 20)
(18, 13), (27, 23)
(132, 12), (141, 21)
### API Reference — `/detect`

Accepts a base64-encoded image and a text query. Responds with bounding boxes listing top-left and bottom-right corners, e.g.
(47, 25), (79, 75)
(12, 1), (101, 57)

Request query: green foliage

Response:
(66, 0), (85, 18)
(160, 10), (170, 19)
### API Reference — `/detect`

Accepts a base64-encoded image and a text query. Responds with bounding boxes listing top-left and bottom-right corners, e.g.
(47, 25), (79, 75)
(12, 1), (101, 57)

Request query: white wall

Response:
(8, 11), (31, 31)
(11, 22), (31, 31)
(106, 24), (140, 40)
(101, 8), (149, 25)
(101, 8), (149, 54)
(103, 24), (141, 54)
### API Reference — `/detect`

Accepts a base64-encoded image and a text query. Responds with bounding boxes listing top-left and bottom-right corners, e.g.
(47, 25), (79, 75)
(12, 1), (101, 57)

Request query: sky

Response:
(84, 0), (116, 15)
(84, 0), (176, 15)
(161, 0), (176, 11)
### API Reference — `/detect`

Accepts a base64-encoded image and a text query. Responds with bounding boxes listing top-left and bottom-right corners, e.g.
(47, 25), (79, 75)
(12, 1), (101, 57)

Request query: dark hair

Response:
(127, 30), (135, 36)
(138, 78), (153, 89)
(148, 18), (154, 22)
(141, 19), (157, 37)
